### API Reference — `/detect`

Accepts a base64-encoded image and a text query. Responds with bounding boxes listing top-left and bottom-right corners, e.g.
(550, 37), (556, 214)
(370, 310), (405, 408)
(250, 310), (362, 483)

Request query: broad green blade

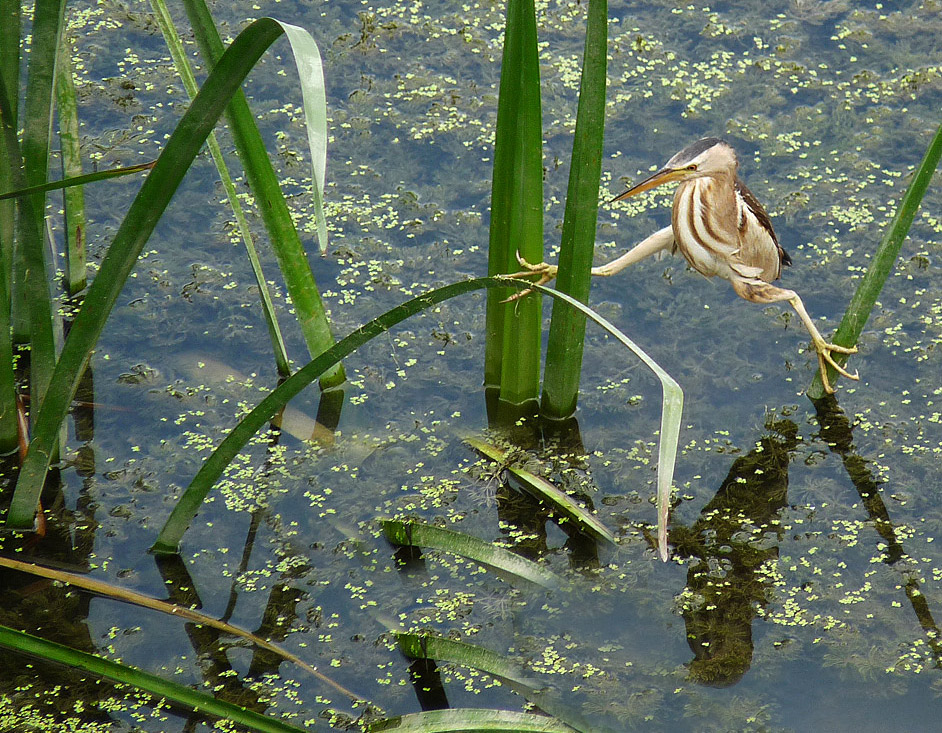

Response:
(0, 623), (314, 733)
(151, 277), (680, 561)
(485, 0), (543, 404)
(9, 18), (305, 528)
(540, 0), (608, 419)
(465, 438), (616, 546)
(371, 708), (576, 732)
(16, 0), (64, 418)
(182, 0), (341, 386)
(382, 519), (561, 589)
(808, 120), (942, 398)
(149, 0), (290, 374)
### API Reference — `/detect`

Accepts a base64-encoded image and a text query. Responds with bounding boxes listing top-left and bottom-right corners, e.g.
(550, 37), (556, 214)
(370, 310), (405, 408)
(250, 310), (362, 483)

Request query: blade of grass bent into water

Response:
(465, 437), (616, 546)
(0, 623), (315, 733)
(518, 283), (683, 561)
(370, 708), (577, 733)
(152, 277), (682, 563)
(382, 519), (561, 589)
(395, 634), (609, 733)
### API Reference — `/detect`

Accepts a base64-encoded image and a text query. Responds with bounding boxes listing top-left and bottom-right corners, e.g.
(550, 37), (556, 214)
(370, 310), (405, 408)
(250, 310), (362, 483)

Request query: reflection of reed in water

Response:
(812, 395), (942, 668)
(672, 418), (799, 687)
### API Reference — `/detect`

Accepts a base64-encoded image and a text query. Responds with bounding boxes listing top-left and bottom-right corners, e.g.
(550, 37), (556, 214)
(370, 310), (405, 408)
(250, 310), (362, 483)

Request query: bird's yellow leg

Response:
(786, 294), (858, 394)
(731, 280), (858, 394)
(500, 254), (559, 302)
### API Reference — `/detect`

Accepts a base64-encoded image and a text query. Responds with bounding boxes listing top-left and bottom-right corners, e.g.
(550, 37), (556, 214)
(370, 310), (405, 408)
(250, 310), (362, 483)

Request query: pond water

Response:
(4, 0), (942, 730)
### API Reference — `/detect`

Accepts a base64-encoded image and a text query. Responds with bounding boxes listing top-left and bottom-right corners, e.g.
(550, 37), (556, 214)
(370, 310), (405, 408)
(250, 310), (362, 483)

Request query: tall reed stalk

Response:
(539, 0), (608, 420)
(484, 0), (543, 410)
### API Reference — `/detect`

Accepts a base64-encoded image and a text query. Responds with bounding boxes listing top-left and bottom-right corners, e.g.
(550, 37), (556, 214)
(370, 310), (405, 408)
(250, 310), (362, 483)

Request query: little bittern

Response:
(509, 137), (858, 394)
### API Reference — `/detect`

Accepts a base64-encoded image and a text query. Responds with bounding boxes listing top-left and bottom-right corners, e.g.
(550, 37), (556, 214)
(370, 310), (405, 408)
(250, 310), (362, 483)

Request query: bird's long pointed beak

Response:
(609, 167), (688, 203)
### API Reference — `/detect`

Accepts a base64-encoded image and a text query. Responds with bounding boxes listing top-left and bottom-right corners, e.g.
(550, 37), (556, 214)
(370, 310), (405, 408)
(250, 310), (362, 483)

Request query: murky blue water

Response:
(5, 0), (942, 730)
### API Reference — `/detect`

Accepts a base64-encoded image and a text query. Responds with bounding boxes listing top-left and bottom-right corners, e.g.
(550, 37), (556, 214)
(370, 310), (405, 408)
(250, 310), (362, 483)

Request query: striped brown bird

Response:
(509, 137), (858, 393)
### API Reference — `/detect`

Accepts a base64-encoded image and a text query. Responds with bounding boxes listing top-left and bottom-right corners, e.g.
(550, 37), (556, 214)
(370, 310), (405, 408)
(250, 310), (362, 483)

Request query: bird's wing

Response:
(734, 178), (786, 282)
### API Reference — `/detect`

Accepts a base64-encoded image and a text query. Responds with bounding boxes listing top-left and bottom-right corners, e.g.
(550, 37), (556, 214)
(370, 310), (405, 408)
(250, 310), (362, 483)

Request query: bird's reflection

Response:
(671, 417), (800, 686)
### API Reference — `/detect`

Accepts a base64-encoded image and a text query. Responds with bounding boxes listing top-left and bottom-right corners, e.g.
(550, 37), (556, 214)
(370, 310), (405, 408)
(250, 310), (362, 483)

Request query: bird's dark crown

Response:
(668, 137), (736, 169)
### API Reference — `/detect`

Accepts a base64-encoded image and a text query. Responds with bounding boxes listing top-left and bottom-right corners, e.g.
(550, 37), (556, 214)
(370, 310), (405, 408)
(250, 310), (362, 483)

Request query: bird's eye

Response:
(687, 164), (698, 171)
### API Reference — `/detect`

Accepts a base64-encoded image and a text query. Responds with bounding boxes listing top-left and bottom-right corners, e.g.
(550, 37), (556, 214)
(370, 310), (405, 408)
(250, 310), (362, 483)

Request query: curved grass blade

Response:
(464, 438), (616, 546)
(276, 22), (329, 256)
(516, 283), (683, 561)
(370, 709), (576, 732)
(395, 634), (543, 691)
(382, 519), (561, 590)
(9, 18), (310, 528)
(0, 554), (362, 702)
(152, 277), (506, 553)
(0, 623), (314, 733)
(152, 278), (681, 559)
(808, 120), (942, 398)
(149, 0), (289, 374)
(184, 0), (328, 255)
(0, 160), (155, 201)
(182, 0), (340, 383)
(394, 634), (608, 733)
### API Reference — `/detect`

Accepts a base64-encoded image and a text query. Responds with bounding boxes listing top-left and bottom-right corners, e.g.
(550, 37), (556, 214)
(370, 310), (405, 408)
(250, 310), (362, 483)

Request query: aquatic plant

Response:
(1, 4), (338, 528)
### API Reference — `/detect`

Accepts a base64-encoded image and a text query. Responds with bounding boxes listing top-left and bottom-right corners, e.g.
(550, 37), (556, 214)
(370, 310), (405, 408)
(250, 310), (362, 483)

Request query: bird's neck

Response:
(677, 174), (738, 213)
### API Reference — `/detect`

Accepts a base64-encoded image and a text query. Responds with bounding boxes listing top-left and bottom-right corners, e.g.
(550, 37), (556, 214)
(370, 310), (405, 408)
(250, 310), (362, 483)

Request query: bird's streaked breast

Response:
(671, 175), (787, 285)
(672, 178), (738, 279)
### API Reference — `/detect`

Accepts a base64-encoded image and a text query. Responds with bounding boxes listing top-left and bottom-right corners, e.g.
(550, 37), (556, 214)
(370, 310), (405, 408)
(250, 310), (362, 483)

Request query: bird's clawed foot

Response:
(500, 252), (559, 302)
(811, 338), (859, 395)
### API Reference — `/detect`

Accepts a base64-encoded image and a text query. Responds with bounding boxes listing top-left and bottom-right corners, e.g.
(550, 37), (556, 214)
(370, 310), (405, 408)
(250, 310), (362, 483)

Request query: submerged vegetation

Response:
(1, 0), (942, 730)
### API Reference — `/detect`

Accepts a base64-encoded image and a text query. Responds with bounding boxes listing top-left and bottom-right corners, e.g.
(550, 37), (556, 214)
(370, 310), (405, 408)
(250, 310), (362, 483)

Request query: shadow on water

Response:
(672, 417), (799, 687)
(811, 395), (942, 668)
(667, 394), (942, 691)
